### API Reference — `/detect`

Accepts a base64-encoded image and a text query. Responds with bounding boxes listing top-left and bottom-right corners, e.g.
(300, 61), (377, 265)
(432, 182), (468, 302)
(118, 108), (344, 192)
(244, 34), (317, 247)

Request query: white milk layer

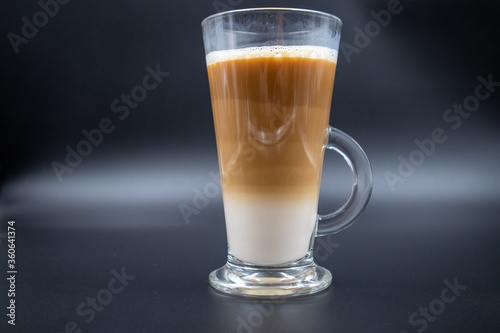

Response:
(223, 193), (319, 265)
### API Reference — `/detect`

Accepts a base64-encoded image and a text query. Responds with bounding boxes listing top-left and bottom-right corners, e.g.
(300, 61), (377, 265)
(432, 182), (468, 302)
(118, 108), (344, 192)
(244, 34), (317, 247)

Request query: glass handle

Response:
(317, 126), (373, 237)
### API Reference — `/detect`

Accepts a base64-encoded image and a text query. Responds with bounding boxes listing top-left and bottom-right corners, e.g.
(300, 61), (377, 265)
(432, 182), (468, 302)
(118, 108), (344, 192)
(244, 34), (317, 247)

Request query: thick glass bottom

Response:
(209, 256), (332, 298)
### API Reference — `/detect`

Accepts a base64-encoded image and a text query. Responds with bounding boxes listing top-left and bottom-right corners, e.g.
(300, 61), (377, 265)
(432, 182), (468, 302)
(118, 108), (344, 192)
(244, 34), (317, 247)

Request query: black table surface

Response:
(2, 197), (499, 333)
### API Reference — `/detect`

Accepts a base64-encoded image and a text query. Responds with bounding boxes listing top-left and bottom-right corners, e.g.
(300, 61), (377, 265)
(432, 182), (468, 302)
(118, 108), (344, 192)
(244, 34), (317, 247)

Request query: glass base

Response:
(209, 256), (332, 298)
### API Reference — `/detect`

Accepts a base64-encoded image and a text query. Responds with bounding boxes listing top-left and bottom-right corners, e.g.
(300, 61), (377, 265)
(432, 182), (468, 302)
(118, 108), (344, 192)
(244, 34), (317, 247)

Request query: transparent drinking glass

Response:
(202, 8), (373, 297)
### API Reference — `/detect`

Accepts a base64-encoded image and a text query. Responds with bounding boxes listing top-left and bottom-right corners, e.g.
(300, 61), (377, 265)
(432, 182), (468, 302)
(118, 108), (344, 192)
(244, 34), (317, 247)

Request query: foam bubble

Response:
(206, 45), (338, 66)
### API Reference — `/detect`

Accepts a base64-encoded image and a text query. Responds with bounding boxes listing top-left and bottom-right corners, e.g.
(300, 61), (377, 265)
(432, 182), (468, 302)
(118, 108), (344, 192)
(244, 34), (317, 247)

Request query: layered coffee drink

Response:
(207, 46), (337, 265)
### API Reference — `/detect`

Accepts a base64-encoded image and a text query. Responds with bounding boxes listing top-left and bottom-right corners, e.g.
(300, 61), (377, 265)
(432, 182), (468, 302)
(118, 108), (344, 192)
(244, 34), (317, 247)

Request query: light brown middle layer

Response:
(208, 54), (336, 195)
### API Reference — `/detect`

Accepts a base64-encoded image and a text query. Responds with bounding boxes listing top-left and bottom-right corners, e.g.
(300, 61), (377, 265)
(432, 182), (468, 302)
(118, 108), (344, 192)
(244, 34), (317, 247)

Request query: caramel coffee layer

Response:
(207, 46), (336, 195)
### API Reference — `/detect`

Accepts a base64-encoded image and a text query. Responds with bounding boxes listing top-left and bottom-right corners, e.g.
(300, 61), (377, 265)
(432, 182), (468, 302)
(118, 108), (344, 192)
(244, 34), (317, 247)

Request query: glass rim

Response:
(201, 7), (342, 27)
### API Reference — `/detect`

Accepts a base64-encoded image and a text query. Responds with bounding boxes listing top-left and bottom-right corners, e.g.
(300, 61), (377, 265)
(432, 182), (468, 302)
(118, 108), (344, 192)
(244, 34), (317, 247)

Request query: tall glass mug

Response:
(202, 8), (373, 297)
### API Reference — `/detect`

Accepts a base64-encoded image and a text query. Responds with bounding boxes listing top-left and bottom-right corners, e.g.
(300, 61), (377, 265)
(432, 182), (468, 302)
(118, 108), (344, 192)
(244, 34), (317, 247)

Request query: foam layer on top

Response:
(206, 45), (337, 66)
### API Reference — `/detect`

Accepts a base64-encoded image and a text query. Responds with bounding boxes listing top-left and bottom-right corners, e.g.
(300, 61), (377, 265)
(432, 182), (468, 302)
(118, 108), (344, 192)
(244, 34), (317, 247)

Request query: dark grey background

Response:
(0, 0), (499, 332)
